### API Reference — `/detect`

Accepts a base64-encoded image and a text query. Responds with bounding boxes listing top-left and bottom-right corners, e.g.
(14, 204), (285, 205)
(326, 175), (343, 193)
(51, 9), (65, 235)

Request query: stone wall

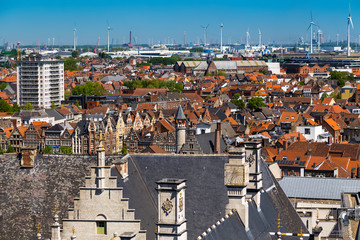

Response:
(0, 153), (118, 240)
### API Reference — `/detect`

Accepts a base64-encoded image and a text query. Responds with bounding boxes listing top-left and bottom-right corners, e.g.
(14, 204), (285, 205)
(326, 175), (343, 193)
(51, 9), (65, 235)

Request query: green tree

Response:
(0, 82), (8, 90)
(0, 99), (11, 112)
(51, 102), (57, 109)
(247, 97), (265, 110)
(320, 92), (329, 101)
(231, 93), (245, 110)
(216, 71), (226, 77)
(64, 57), (78, 71)
(0, 145), (4, 154)
(23, 102), (34, 110)
(12, 103), (21, 112)
(42, 146), (53, 154)
(60, 146), (72, 154)
(75, 100), (80, 109)
(6, 144), (15, 153)
(72, 81), (107, 96)
(71, 50), (79, 58)
(329, 71), (353, 88)
(121, 146), (128, 154)
(329, 92), (341, 100)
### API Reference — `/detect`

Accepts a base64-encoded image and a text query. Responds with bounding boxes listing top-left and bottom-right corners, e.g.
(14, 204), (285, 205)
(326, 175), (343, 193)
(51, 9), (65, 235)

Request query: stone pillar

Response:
(156, 178), (187, 240)
(244, 141), (263, 195)
(96, 131), (106, 189)
(225, 147), (249, 230)
(51, 214), (61, 240)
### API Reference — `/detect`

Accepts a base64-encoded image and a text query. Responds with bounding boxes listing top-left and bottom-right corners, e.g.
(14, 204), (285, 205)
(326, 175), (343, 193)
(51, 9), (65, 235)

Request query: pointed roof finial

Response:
(54, 203), (57, 214)
(175, 105), (186, 120)
(37, 224), (40, 233)
(72, 226), (75, 234)
(277, 213), (281, 232)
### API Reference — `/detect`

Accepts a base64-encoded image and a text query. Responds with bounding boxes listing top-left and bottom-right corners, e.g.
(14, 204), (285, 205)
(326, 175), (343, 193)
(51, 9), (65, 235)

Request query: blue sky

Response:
(1, 0), (359, 46)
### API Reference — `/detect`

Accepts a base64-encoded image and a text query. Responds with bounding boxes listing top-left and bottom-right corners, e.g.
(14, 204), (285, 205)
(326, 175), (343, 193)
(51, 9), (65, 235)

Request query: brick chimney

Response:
(214, 122), (222, 154)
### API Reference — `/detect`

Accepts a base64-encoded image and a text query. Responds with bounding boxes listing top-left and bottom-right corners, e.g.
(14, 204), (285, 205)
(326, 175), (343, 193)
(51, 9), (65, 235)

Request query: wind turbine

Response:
(201, 24), (209, 48)
(317, 26), (322, 52)
(307, 12), (317, 54)
(246, 29), (250, 48)
(258, 28), (262, 47)
(220, 23), (223, 53)
(347, 4), (354, 56)
(107, 21), (112, 52)
(73, 28), (77, 51)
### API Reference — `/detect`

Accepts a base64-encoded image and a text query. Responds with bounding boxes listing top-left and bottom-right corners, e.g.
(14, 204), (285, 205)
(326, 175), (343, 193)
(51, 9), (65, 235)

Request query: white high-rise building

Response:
(17, 55), (64, 108)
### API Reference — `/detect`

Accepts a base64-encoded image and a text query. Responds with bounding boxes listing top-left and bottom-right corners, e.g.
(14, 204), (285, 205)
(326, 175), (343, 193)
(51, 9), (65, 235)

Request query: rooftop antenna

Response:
(258, 28), (262, 46)
(73, 28), (77, 51)
(201, 24), (209, 48)
(336, 33), (340, 46)
(107, 21), (112, 52)
(52, 37), (55, 50)
(347, 3), (354, 56)
(307, 12), (317, 54)
(220, 23), (223, 53)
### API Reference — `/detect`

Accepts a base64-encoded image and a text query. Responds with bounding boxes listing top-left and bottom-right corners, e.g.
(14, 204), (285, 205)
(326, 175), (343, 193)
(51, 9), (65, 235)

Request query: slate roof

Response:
(195, 132), (227, 154)
(45, 109), (65, 121)
(175, 106), (186, 120)
(113, 154), (307, 240)
(279, 177), (360, 200)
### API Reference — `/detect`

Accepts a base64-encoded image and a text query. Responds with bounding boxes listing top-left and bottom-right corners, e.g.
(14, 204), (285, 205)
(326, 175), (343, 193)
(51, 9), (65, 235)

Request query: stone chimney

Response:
(225, 147), (249, 230)
(334, 167), (339, 178)
(156, 178), (187, 240)
(214, 122), (222, 154)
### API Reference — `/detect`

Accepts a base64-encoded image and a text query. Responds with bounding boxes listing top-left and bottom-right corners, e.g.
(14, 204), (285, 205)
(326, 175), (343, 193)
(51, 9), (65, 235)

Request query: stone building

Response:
(56, 132), (146, 240)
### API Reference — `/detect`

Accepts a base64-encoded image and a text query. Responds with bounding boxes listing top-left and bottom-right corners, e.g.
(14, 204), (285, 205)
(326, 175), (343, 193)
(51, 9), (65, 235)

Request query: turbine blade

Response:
(350, 17), (354, 29)
(307, 25), (311, 31)
(311, 11), (313, 21)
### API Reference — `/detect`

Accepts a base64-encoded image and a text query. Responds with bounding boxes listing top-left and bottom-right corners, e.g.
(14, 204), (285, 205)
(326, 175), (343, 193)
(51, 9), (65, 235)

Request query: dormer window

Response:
(282, 156), (287, 160)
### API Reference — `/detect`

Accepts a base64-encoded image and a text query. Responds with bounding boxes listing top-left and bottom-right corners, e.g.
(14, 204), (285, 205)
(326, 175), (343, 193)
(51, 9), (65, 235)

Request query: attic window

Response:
(295, 157), (301, 162)
(291, 117), (295, 120)
(286, 117), (289, 119)
(282, 156), (287, 160)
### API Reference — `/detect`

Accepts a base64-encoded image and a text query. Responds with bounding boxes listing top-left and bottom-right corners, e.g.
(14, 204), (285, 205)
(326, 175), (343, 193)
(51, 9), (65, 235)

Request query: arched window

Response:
(96, 214), (107, 234)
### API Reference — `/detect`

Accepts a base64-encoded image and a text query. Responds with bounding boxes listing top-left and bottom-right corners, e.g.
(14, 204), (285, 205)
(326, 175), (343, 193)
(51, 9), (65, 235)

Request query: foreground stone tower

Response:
(60, 131), (146, 240)
(156, 178), (187, 240)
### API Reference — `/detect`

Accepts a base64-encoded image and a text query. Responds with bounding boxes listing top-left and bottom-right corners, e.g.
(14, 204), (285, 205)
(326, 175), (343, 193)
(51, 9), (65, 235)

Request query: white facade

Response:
(297, 125), (330, 142)
(266, 62), (281, 74)
(17, 56), (64, 108)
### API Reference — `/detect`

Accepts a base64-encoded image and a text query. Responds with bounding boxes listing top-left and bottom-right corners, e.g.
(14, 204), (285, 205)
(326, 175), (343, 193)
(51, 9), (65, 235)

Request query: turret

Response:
(175, 106), (186, 153)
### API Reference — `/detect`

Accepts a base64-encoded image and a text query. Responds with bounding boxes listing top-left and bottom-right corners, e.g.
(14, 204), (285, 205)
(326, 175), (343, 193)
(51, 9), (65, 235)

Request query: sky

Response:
(1, 0), (360, 46)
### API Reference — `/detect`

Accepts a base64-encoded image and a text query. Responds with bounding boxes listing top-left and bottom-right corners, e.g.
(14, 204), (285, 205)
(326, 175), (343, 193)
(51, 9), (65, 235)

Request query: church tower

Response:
(60, 131), (146, 240)
(175, 106), (186, 153)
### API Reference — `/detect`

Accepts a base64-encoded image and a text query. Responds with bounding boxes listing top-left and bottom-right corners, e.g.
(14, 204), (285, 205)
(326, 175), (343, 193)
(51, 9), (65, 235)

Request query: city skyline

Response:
(1, 0), (360, 46)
